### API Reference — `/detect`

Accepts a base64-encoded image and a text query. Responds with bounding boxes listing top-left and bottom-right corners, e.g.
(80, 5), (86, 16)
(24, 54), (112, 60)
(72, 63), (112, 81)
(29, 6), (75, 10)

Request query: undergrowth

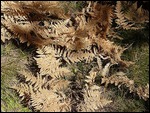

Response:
(1, 1), (149, 112)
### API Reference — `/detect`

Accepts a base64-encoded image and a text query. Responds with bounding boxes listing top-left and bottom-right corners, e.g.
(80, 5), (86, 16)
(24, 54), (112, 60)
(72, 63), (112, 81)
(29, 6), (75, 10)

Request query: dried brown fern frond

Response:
(45, 79), (70, 92)
(34, 46), (71, 78)
(11, 52), (72, 111)
(77, 66), (112, 112)
(1, 1), (69, 21)
(4, 1), (147, 112)
(63, 50), (95, 64)
(81, 1), (113, 39)
(115, 1), (149, 30)
(123, 1), (149, 23)
(52, 38), (132, 67)
(9, 42), (73, 112)
(106, 28), (123, 40)
(43, 19), (74, 38)
(77, 85), (112, 112)
(1, 25), (14, 42)
(1, 1), (25, 18)
(95, 38), (133, 67)
(2, 1), (128, 54)
(101, 72), (149, 101)
(48, 45), (95, 64)
(136, 84), (149, 101)
(17, 68), (71, 93)
(18, 70), (49, 92)
(1, 1), (71, 47)
(11, 83), (31, 101)
(1, 14), (53, 46)
(115, 1), (136, 30)
(85, 67), (98, 85)
(29, 89), (71, 112)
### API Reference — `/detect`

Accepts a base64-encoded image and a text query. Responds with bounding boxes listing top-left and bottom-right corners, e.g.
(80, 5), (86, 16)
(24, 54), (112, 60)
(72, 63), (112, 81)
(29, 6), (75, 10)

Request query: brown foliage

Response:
(2, 1), (149, 112)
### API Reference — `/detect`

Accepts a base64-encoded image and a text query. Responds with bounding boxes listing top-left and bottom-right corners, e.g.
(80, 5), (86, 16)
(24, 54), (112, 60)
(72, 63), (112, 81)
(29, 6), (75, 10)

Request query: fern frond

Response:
(124, 2), (149, 23)
(45, 79), (70, 92)
(49, 45), (95, 64)
(30, 89), (71, 112)
(115, 1), (139, 30)
(2, 17), (53, 46)
(44, 19), (75, 38)
(115, 1), (149, 30)
(1, 1), (68, 21)
(11, 83), (31, 101)
(4, 1), (148, 112)
(65, 50), (95, 63)
(35, 46), (71, 78)
(1, 25), (14, 42)
(85, 68), (97, 85)
(107, 28), (123, 40)
(12, 58), (72, 112)
(96, 38), (133, 67)
(101, 72), (149, 100)
(1, 1), (26, 17)
(101, 72), (134, 90)
(78, 85), (112, 112)
(136, 84), (149, 101)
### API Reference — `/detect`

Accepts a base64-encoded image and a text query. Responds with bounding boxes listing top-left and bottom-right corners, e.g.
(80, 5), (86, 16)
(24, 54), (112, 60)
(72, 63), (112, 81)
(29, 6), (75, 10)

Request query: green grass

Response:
(105, 85), (147, 112)
(113, 95), (146, 112)
(123, 43), (149, 86)
(120, 29), (149, 86)
(1, 42), (32, 112)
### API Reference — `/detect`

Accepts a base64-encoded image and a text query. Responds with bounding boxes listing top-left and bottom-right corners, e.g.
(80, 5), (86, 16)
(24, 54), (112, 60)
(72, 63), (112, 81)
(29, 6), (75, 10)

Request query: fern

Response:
(78, 85), (112, 112)
(35, 46), (71, 78)
(11, 83), (31, 101)
(1, 25), (13, 42)
(101, 72), (149, 100)
(124, 1), (149, 23)
(29, 89), (71, 112)
(115, 1), (148, 30)
(11, 53), (72, 112)
(2, 1), (149, 112)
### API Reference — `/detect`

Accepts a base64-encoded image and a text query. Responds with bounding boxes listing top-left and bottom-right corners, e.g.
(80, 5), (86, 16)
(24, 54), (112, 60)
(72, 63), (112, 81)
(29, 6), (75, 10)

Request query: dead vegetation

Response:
(1, 1), (149, 112)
